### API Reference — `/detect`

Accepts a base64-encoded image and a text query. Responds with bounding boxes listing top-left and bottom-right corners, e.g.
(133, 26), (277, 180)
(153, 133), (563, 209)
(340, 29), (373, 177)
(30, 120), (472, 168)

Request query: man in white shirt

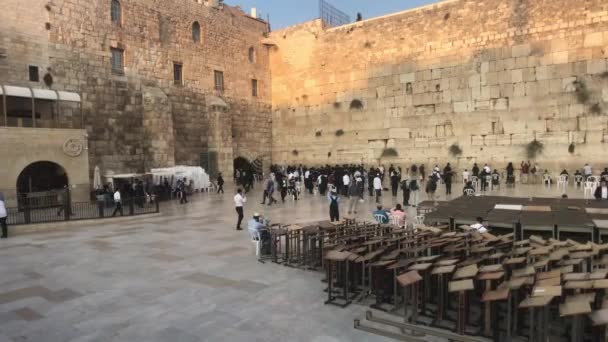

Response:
(0, 192), (7, 238)
(342, 173), (350, 196)
(111, 189), (123, 217)
(483, 164), (491, 174)
(234, 188), (247, 230)
(470, 217), (488, 233)
(373, 174), (382, 203)
(462, 169), (470, 182)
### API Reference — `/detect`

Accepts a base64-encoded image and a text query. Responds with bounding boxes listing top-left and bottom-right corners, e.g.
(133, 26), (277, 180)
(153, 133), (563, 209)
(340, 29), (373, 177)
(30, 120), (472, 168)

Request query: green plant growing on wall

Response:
(574, 80), (591, 104)
(335, 129), (345, 137)
(590, 103), (602, 115)
(568, 143), (575, 154)
(526, 140), (544, 159)
(315, 130), (322, 137)
(381, 148), (398, 158)
(349, 99), (363, 110)
(292, 149), (299, 156)
(448, 143), (463, 157)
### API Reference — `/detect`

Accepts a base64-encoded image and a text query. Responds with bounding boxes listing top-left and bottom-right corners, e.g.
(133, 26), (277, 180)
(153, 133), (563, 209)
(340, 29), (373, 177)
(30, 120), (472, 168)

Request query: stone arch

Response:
(16, 161), (69, 195)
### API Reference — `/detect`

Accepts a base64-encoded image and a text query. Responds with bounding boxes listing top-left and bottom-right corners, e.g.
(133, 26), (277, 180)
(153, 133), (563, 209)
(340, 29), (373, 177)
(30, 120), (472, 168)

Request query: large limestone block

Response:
(584, 32), (604, 47)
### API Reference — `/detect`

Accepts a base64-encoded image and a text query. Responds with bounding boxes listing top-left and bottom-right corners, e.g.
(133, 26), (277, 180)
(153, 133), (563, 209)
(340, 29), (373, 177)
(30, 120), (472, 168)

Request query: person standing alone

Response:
(111, 189), (123, 217)
(373, 173), (382, 204)
(0, 192), (8, 238)
(217, 173), (225, 194)
(328, 188), (340, 222)
(234, 188), (246, 230)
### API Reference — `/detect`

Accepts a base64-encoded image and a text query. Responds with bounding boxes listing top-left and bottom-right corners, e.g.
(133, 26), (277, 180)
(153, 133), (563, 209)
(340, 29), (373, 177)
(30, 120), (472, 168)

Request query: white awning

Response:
(57, 91), (81, 102)
(3, 85), (32, 98)
(1, 85), (81, 103)
(32, 88), (58, 100)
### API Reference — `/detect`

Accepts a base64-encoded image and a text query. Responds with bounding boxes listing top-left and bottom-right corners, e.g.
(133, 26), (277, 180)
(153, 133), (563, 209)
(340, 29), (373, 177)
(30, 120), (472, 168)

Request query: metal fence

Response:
(319, 0), (351, 28)
(6, 197), (159, 225)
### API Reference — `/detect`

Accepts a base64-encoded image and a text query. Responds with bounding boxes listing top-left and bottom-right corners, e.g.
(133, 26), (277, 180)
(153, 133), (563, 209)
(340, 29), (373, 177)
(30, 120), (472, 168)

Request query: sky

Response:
(224, 0), (440, 30)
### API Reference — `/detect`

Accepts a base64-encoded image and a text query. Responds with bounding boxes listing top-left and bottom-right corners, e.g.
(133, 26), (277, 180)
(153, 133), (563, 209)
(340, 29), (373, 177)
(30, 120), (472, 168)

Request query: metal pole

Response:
(1, 86), (6, 126)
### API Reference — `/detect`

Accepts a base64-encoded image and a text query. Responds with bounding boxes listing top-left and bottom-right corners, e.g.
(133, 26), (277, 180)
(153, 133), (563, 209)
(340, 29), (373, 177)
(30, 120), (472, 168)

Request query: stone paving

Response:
(0, 181), (589, 342)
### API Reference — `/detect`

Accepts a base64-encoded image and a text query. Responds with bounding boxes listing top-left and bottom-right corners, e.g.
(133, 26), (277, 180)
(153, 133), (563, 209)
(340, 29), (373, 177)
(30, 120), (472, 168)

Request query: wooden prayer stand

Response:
(396, 270), (423, 328)
(478, 264), (505, 337)
(369, 259), (396, 309)
(324, 250), (352, 307)
(501, 277), (527, 337)
(449, 278), (475, 335)
(431, 264), (456, 327)
(386, 259), (414, 311)
(519, 295), (555, 342)
(560, 298), (592, 342)
(481, 287), (510, 342)
(408, 262), (433, 316)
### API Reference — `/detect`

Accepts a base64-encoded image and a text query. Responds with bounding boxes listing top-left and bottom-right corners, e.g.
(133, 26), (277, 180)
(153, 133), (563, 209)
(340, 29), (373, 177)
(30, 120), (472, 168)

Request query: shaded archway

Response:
(17, 161), (68, 195)
(233, 156), (252, 172)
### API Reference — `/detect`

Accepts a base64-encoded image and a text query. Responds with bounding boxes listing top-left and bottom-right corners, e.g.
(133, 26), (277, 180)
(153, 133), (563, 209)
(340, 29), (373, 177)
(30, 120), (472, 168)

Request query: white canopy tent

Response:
(150, 166), (210, 190)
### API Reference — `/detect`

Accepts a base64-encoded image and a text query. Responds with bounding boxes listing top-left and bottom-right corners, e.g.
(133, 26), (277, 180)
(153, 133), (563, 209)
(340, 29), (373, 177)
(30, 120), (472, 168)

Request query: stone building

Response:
(269, 0), (608, 173)
(0, 0), (272, 205)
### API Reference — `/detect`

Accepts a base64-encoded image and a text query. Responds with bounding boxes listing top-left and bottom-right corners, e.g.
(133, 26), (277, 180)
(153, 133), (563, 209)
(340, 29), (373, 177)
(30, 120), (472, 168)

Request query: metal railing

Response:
(319, 0), (350, 28)
(6, 196), (159, 225)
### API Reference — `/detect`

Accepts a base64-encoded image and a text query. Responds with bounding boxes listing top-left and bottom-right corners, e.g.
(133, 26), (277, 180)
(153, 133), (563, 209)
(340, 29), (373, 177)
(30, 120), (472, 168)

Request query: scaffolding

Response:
(319, 0), (350, 28)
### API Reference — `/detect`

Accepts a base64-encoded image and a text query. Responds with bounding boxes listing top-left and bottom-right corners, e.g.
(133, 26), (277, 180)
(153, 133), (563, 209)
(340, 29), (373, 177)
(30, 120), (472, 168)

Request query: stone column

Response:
(142, 87), (175, 170)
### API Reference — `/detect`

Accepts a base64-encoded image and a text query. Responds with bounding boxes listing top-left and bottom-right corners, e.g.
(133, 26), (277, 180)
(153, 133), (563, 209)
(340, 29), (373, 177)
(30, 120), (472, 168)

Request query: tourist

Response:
(111, 188), (123, 217)
(472, 163), (480, 178)
(426, 175), (438, 203)
(506, 162), (515, 186)
(347, 179), (361, 215)
(390, 204), (406, 226)
(248, 213), (271, 255)
(521, 161), (530, 184)
(584, 163), (593, 180)
(463, 181), (475, 196)
(217, 173), (225, 194)
(390, 167), (401, 197)
(0, 192), (7, 239)
(462, 169), (470, 183)
(401, 177), (411, 206)
(595, 180), (608, 200)
(373, 205), (389, 224)
(234, 188), (246, 230)
(470, 217), (488, 233)
(409, 175), (420, 207)
(373, 173), (382, 203)
(328, 188), (340, 222)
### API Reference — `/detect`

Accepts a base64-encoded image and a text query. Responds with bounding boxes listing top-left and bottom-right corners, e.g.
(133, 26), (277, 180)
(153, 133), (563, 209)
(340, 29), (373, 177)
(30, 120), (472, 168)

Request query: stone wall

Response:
(0, 0), (272, 182)
(269, 0), (608, 173)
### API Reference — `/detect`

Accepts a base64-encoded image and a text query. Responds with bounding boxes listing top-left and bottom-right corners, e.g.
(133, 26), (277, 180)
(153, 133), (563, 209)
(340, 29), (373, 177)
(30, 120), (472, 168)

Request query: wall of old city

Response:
(0, 0), (272, 185)
(270, 0), (608, 174)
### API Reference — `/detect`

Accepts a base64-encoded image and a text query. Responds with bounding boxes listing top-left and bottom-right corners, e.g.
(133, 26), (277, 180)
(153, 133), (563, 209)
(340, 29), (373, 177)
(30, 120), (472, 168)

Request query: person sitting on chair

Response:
(560, 169), (569, 182)
(373, 205), (390, 224)
(470, 217), (488, 233)
(390, 204), (406, 226)
(574, 170), (583, 187)
(463, 181), (475, 196)
(248, 213), (271, 255)
(595, 181), (608, 201)
(601, 168), (608, 182)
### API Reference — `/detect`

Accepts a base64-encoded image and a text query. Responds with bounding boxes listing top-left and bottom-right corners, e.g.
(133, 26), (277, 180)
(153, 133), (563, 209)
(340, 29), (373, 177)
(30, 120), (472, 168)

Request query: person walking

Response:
(111, 189), (123, 217)
(217, 173), (225, 194)
(0, 192), (8, 239)
(328, 189), (340, 222)
(179, 178), (188, 204)
(266, 176), (277, 206)
(426, 176), (438, 203)
(347, 180), (361, 215)
(373, 173), (382, 204)
(234, 188), (246, 230)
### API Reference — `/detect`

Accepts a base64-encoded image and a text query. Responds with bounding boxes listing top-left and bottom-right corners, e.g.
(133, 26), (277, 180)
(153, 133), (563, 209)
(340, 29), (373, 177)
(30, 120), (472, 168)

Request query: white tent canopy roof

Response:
(0, 85), (81, 102)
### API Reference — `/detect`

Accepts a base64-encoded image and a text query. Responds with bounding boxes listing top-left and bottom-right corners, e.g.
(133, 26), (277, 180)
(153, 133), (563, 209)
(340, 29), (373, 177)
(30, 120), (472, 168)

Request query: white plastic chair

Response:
(575, 175), (584, 189)
(374, 214), (388, 224)
(470, 176), (479, 190)
(485, 176), (492, 191)
(557, 175), (568, 189)
(584, 181), (596, 199)
(415, 215), (425, 225)
(464, 188), (475, 196)
(390, 215), (403, 228)
(543, 175), (551, 187)
(248, 229), (261, 256)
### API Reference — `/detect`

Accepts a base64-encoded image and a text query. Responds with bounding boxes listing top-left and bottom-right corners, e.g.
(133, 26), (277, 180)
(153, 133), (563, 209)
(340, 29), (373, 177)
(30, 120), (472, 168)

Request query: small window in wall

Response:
(192, 22), (201, 43)
(111, 47), (124, 72)
(252, 79), (258, 97)
(173, 62), (183, 85)
(214, 70), (224, 91)
(111, 0), (121, 26)
(248, 47), (255, 63)
(29, 66), (39, 82)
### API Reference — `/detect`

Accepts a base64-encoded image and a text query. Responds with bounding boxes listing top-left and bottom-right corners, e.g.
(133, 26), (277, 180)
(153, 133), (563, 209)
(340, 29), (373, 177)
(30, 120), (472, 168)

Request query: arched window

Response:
(248, 47), (255, 63)
(111, 0), (121, 25)
(192, 21), (201, 43)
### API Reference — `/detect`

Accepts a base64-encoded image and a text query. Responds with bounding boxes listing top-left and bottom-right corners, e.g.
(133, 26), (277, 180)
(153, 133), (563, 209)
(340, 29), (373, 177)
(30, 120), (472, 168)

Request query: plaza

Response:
(0, 182), (597, 342)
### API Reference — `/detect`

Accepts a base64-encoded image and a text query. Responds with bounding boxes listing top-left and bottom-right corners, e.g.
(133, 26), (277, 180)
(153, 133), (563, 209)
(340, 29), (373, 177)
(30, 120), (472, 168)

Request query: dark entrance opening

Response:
(16, 161), (69, 208)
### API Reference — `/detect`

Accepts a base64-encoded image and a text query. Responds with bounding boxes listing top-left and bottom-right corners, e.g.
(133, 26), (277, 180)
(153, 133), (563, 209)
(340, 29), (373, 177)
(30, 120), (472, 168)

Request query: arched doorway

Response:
(17, 161), (68, 194)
